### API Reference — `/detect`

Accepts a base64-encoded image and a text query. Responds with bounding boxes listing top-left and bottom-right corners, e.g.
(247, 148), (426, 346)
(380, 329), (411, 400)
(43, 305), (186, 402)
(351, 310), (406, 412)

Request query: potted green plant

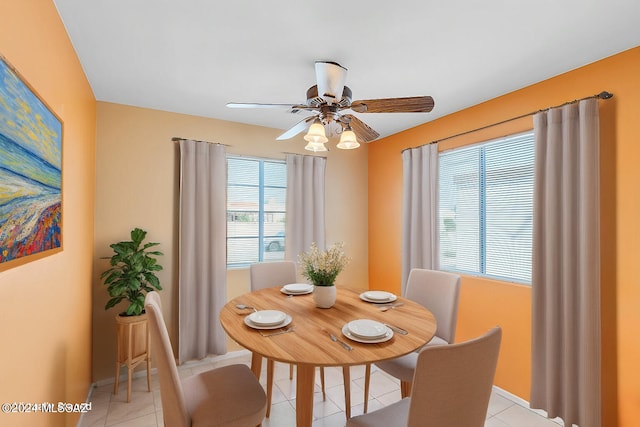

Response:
(298, 242), (350, 308)
(101, 227), (163, 402)
(101, 227), (163, 316)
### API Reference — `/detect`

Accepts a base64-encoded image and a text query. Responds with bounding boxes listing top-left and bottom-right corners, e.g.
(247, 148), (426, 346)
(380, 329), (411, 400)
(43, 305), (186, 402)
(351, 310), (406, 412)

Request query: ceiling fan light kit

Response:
(227, 60), (434, 151)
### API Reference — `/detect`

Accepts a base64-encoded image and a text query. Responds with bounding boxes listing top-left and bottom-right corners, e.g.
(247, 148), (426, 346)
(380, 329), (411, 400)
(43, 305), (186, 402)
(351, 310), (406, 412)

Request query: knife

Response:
(327, 331), (353, 351)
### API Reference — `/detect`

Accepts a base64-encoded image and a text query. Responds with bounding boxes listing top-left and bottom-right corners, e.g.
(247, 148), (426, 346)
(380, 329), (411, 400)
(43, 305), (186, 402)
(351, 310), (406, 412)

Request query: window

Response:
(438, 132), (534, 283)
(227, 156), (286, 268)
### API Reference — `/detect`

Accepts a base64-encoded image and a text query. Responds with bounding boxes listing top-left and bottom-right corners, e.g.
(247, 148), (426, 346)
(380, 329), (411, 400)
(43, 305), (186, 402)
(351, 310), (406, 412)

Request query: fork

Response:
(325, 330), (353, 351)
(379, 303), (404, 312)
(259, 327), (295, 337)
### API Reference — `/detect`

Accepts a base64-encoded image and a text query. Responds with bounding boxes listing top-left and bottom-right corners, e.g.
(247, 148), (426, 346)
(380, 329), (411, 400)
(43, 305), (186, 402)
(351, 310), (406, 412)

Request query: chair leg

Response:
(363, 363), (371, 413)
(146, 355), (152, 392)
(320, 367), (326, 400)
(146, 326), (151, 392)
(289, 363), (294, 380)
(342, 366), (351, 420)
(400, 380), (412, 398)
(266, 359), (275, 418)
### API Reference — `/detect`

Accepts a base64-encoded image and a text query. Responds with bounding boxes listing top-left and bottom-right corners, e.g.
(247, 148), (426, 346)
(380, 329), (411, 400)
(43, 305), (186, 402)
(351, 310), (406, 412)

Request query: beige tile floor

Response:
(79, 351), (563, 427)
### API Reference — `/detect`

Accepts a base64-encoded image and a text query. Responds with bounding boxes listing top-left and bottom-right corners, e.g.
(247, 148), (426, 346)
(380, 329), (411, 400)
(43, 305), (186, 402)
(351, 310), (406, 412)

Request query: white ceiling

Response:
(53, 0), (640, 142)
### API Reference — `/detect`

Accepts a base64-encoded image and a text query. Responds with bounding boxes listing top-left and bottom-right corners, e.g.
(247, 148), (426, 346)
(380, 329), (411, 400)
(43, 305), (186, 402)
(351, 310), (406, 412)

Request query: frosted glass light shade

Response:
(304, 140), (328, 152)
(336, 128), (360, 149)
(304, 120), (328, 143)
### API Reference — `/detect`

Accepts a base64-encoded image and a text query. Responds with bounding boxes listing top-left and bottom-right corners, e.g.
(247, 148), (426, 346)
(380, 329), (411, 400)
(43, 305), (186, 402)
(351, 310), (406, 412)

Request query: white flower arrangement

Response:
(298, 242), (350, 287)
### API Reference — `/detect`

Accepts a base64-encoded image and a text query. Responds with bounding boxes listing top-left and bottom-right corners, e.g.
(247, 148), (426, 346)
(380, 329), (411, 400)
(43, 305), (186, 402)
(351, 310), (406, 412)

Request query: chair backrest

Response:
(407, 326), (502, 427)
(249, 260), (298, 290)
(144, 291), (190, 427)
(405, 268), (460, 343)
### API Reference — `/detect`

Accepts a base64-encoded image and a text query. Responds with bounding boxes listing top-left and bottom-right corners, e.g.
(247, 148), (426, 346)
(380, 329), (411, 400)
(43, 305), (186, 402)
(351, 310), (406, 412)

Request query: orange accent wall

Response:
(0, 2), (96, 426)
(369, 46), (640, 426)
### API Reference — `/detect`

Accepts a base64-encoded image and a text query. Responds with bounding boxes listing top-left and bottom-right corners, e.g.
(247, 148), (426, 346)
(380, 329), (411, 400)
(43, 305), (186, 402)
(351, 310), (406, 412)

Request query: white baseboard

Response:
(492, 385), (565, 425)
(76, 384), (94, 427)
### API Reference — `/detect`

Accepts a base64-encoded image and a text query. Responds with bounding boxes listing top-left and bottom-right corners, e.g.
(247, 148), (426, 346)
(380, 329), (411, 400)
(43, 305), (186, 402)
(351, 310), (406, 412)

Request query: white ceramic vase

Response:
(313, 285), (336, 308)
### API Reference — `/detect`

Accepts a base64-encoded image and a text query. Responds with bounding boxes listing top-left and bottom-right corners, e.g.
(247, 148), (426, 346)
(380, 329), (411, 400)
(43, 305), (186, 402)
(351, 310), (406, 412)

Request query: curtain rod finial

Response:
(598, 91), (613, 99)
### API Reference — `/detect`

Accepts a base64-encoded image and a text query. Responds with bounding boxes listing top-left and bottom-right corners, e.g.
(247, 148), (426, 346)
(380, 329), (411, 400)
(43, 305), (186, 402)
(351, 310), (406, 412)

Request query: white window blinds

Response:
(438, 132), (534, 283)
(226, 156), (286, 267)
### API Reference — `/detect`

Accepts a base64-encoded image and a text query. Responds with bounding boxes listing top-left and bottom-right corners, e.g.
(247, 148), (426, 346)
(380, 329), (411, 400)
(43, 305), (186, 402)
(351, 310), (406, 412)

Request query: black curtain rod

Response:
(404, 91), (613, 151)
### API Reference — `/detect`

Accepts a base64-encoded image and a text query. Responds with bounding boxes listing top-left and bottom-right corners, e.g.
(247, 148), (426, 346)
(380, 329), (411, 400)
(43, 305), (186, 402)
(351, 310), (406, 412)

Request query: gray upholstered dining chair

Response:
(362, 268), (461, 411)
(145, 291), (267, 427)
(347, 326), (502, 427)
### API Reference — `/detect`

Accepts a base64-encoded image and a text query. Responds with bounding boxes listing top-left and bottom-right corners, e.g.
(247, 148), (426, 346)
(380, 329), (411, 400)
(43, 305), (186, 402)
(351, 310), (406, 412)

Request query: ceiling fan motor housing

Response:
(306, 85), (352, 108)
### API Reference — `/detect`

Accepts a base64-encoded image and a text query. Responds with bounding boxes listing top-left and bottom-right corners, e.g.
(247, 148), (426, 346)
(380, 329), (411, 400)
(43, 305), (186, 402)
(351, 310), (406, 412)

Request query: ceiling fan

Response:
(227, 61), (434, 151)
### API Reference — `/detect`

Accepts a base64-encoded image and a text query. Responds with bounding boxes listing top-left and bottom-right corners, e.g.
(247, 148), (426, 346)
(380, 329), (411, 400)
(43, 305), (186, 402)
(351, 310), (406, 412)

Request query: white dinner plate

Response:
(244, 314), (293, 330)
(246, 310), (287, 326)
(342, 324), (393, 343)
(359, 291), (397, 303)
(282, 283), (314, 294)
(347, 319), (388, 339)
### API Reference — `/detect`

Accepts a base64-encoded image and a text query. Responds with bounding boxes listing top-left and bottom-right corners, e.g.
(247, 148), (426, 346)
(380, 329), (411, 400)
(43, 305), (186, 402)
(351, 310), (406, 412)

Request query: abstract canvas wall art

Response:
(0, 55), (62, 270)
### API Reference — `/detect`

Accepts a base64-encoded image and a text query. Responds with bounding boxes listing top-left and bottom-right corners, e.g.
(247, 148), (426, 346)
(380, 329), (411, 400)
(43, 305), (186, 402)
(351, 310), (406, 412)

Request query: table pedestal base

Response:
(296, 364), (316, 427)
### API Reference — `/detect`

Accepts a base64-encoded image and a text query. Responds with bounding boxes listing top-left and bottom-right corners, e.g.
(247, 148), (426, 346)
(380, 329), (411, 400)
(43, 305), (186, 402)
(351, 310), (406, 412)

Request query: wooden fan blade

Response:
(276, 116), (317, 140)
(350, 96), (434, 113)
(342, 114), (380, 143)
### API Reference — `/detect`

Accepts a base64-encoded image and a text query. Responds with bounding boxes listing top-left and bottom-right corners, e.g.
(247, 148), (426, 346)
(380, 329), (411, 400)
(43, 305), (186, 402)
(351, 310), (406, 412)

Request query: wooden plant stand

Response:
(113, 313), (151, 402)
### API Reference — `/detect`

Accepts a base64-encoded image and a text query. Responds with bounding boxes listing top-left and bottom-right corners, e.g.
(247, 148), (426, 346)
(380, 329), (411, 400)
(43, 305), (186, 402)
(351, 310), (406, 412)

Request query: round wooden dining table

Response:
(219, 286), (437, 427)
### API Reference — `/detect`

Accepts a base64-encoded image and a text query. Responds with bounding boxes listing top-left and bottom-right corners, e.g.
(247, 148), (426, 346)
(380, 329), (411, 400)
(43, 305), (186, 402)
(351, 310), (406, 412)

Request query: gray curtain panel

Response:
(178, 140), (227, 363)
(401, 144), (439, 293)
(530, 99), (601, 427)
(285, 154), (326, 262)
